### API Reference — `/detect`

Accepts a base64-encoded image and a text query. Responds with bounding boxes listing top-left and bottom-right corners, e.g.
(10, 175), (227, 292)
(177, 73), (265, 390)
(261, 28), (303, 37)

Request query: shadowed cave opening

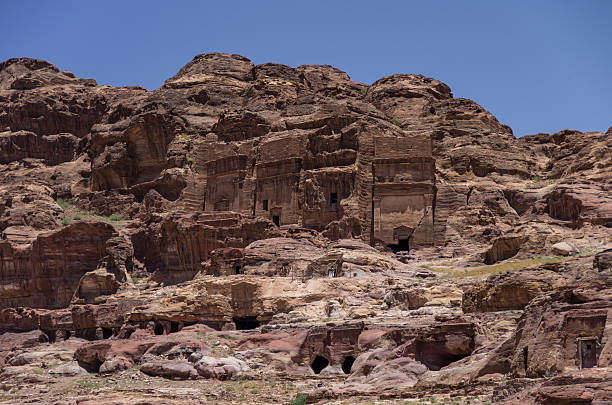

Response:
(233, 316), (260, 330)
(311, 355), (329, 374)
(170, 321), (180, 333)
(102, 328), (113, 339)
(272, 215), (280, 226)
(342, 356), (355, 374)
(415, 341), (472, 371)
(78, 358), (103, 373)
(154, 323), (165, 335)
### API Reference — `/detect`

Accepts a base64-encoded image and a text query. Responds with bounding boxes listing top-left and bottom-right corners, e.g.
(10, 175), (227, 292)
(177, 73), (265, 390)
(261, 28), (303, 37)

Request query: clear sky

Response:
(1, 1), (610, 137)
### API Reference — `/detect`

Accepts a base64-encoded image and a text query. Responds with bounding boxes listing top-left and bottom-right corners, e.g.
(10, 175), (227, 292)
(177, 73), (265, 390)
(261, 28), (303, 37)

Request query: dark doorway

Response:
(42, 329), (56, 344)
(579, 339), (598, 369)
(102, 328), (113, 339)
(330, 192), (338, 204)
(262, 200), (268, 211)
(170, 321), (180, 333)
(342, 356), (356, 374)
(311, 355), (329, 374)
(233, 316), (260, 330)
(397, 238), (409, 251)
(154, 323), (165, 335)
(390, 238), (409, 253)
(234, 265), (242, 275)
(523, 347), (528, 372)
(272, 215), (280, 226)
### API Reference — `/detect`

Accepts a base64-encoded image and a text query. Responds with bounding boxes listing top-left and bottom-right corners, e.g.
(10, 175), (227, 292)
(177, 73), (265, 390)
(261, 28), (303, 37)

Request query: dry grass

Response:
(57, 199), (130, 230)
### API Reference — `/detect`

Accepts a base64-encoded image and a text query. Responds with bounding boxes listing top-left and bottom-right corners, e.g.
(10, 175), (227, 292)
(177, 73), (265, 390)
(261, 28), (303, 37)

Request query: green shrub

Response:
(62, 217), (71, 226)
(187, 157), (194, 165)
(392, 118), (401, 126)
(56, 199), (71, 210)
(360, 87), (368, 96)
(108, 214), (123, 221)
(291, 394), (308, 405)
(73, 215), (81, 221)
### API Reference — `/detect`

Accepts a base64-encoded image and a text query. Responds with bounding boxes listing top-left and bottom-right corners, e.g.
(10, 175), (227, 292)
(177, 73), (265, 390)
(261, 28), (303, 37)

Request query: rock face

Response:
(0, 53), (610, 404)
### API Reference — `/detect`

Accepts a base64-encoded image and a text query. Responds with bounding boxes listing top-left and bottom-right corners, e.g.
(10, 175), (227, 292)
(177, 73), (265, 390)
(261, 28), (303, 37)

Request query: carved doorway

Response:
(270, 207), (282, 227)
(578, 338), (598, 369)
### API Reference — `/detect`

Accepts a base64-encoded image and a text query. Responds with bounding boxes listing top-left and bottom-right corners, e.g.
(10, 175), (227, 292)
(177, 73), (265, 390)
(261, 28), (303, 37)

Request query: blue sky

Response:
(1, 1), (610, 137)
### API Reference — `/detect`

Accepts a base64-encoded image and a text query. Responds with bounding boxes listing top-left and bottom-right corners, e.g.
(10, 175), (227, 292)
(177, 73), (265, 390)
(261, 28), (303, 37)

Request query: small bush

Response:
(56, 199), (71, 210)
(179, 133), (190, 140)
(360, 87), (368, 96)
(62, 217), (71, 226)
(108, 214), (123, 221)
(73, 215), (81, 221)
(291, 394), (308, 405)
(187, 157), (194, 165)
(392, 118), (401, 126)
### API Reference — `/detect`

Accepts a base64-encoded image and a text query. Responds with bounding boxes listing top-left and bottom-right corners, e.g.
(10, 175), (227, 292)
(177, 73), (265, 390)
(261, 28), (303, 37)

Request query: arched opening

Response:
(102, 328), (113, 339)
(233, 316), (260, 330)
(154, 323), (165, 335)
(311, 355), (329, 374)
(342, 356), (356, 374)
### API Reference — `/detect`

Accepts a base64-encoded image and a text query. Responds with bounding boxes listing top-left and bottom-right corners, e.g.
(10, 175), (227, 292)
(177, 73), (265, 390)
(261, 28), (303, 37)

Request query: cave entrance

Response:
(415, 340), (472, 371)
(170, 321), (180, 334)
(234, 265), (242, 275)
(102, 328), (113, 339)
(154, 323), (165, 335)
(233, 316), (260, 330)
(272, 215), (280, 227)
(342, 356), (355, 374)
(578, 338), (598, 369)
(311, 355), (329, 374)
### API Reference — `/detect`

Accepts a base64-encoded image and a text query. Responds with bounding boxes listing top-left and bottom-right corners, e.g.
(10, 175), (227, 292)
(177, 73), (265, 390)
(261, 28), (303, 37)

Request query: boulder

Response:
(551, 241), (579, 256)
(140, 360), (198, 380)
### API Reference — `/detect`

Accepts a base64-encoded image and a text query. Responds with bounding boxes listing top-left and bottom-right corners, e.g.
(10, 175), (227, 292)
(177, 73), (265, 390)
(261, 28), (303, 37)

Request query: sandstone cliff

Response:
(0, 53), (610, 404)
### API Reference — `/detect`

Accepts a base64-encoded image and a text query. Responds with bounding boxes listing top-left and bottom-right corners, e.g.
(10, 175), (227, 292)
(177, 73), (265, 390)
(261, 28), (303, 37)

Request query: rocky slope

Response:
(0, 53), (610, 404)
